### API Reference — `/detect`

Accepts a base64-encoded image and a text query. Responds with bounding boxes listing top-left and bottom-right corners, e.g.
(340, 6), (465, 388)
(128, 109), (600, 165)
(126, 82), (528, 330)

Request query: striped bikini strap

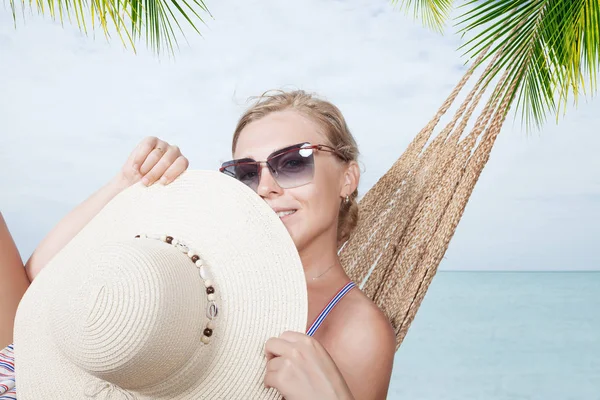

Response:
(306, 281), (356, 337)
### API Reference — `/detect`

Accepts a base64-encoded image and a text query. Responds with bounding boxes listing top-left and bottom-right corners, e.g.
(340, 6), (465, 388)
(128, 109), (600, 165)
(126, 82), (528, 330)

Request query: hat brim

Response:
(14, 170), (308, 399)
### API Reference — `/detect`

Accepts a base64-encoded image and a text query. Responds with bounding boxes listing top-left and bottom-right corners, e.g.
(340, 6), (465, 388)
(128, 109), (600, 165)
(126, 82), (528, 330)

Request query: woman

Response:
(14, 90), (396, 399)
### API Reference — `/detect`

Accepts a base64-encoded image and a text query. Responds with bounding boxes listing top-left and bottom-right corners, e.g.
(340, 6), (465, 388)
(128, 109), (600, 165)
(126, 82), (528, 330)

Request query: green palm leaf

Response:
(9, 0), (210, 54)
(393, 0), (600, 130)
(392, 0), (455, 32)
(455, 0), (600, 129)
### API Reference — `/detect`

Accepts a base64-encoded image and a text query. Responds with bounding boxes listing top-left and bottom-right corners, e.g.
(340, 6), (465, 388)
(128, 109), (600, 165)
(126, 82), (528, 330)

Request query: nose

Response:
(256, 164), (283, 198)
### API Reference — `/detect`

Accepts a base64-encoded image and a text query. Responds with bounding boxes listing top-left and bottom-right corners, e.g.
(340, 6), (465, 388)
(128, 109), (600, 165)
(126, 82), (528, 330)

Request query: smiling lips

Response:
(275, 210), (296, 218)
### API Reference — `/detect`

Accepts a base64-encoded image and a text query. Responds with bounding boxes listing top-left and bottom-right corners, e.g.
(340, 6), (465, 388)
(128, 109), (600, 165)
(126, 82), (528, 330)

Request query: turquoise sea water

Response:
(389, 272), (600, 400)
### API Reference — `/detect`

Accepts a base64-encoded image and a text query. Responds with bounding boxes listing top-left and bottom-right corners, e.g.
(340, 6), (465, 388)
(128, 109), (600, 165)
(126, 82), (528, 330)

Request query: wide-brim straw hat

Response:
(14, 170), (308, 399)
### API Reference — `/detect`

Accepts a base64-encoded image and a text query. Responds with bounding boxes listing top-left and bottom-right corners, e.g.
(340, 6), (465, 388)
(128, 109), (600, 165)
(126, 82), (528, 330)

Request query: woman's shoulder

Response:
(317, 285), (396, 398)
(319, 283), (396, 360)
(334, 285), (396, 344)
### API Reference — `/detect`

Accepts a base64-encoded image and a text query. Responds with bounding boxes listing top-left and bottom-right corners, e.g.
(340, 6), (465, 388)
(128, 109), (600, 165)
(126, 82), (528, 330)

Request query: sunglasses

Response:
(219, 142), (345, 191)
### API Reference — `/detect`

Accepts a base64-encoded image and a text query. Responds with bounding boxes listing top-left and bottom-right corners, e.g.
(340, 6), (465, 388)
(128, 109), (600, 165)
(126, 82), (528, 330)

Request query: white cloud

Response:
(0, 0), (598, 270)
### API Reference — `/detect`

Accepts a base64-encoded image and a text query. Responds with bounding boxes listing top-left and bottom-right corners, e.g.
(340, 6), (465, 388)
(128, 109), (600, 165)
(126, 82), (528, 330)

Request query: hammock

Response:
(340, 46), (518, 350)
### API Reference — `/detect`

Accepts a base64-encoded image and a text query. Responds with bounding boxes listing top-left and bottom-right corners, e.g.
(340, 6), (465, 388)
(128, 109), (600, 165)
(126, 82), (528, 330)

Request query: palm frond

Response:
(392, 0), (454, 32)
(9, 0), (211, 54)
(456, 0), (600, 130)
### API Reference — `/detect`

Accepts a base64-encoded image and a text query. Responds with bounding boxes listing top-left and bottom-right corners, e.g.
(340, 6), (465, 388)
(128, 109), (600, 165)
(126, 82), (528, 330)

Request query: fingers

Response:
(139, 143), (170, 177)
(266, 356), (286, 373)
(264, 339), (286, 390)
(279, 331), (307, 343)
(129, 136), (188, 186)
(139, 145), (176, 185)
(264, 357), (287, 389)
(263, 333), (318, 395)
(131, 137), (162, 171)
(160, 155), (189, 185)
(264, 337), (293, 361)
(265, 332), (314, 360)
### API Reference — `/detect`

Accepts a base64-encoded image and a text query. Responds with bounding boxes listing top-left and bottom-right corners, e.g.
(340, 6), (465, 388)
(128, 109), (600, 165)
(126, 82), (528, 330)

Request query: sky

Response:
(0, 0), (598, 271)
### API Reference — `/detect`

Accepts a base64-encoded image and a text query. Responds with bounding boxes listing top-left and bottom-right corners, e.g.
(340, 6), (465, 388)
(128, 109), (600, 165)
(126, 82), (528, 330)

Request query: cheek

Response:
(294, 178), (341, 218)
(314, 164), (344, 204)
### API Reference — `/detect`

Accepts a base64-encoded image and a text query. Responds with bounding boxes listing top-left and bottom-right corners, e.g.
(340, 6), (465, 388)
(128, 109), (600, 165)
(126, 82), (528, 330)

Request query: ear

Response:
(340, 161), (360, 198)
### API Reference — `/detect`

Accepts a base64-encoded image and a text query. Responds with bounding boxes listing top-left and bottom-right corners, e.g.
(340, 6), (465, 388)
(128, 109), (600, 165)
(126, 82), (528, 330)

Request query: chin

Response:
(282, 224), (307, 251)
(285, 226), (301, 248)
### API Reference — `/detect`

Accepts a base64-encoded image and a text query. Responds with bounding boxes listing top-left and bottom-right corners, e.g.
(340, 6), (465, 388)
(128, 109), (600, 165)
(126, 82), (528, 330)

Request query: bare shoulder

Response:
(317, 286), (396, 399)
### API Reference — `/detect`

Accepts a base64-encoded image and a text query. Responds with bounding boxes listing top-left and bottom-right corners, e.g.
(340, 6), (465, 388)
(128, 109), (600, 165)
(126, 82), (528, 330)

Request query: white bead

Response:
(201, 336), (210, 344)
(204, 280), (213, 288)
(160, 235), (167, 242)
(171, 238), (179, 246)
(199, 266), (211, 280)
(141, 233), (147, 238)
(195, 259), (203, 268)
(207, 321), (215, 330)
(207, 293), (215, 301)
(207, 301), (218, 319)
(188, 250), (197, 258)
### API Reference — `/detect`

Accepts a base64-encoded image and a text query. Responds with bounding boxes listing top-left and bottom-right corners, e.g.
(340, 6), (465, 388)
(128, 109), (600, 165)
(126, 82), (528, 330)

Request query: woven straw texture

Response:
(14, 170), (308, 399)
(340, 47), (519, 350)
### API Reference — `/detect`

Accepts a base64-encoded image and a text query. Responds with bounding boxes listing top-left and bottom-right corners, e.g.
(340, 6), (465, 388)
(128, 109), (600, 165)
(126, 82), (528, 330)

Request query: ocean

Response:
(389, 272), (600, 400)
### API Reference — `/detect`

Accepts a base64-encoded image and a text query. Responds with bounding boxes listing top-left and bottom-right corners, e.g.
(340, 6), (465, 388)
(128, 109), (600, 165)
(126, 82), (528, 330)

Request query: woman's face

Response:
(233, 110), (356, 252)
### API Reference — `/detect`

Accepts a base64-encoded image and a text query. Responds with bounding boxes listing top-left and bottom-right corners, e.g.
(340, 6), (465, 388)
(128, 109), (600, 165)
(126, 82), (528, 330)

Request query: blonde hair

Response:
(232, 90), (360, 245)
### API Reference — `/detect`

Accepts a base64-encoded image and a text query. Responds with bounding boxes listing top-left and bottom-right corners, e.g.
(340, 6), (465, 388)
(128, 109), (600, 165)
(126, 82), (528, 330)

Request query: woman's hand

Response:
(118, 136), (189, 188)
(26, 137), (189, 281)
(264, 331), (355, 400)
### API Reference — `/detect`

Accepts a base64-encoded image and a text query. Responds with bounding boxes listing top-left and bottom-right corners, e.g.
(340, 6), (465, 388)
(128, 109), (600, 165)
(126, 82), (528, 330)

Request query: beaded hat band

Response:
(135, 233), (218, 344)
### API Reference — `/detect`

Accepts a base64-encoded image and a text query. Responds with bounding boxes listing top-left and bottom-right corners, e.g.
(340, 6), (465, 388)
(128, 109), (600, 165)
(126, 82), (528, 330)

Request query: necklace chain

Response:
(311, 263), (336, 280)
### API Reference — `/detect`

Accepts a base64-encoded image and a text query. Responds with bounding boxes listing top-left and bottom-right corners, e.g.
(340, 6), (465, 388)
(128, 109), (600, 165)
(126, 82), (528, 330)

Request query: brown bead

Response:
(191, 255), (200, 263)
(206, 286), (215, 294)
(203, 328), (213, 337)
(166, 236), (173, 244)
(135, 235), (140, 238)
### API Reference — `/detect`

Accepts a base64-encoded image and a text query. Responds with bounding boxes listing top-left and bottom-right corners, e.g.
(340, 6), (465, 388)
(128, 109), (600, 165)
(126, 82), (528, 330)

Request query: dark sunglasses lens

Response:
(223, 163), (260, 190)
(271, 147), (315, 188)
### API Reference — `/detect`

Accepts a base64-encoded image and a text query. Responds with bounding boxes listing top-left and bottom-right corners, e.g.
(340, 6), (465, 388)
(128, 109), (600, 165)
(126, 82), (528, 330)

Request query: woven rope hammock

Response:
(340, 46), (519, 350)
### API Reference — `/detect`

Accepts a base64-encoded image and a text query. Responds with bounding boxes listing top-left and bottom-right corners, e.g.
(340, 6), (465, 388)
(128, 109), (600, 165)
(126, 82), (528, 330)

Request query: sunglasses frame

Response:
(219, 142), (346, 189)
